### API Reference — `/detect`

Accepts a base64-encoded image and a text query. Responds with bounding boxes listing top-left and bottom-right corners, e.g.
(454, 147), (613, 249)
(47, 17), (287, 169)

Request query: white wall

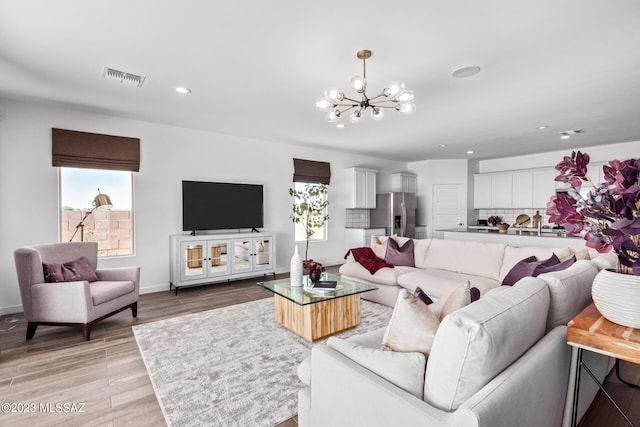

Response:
(478, 140), (640, 173)
(0, 99), (406, 314)
(408, 159), (469, 238)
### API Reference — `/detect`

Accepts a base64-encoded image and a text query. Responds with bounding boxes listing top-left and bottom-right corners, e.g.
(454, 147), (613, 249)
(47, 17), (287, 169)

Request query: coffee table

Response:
(257, 274), (377, 341)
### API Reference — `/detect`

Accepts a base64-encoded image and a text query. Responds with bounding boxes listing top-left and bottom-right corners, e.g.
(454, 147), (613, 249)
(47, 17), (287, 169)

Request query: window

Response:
(292, 182), (329, 243)
(60, 167), (133, 257)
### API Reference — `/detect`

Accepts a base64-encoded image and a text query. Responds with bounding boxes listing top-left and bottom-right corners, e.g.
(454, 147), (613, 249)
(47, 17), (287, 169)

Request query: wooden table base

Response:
(274, 293), (362, 341)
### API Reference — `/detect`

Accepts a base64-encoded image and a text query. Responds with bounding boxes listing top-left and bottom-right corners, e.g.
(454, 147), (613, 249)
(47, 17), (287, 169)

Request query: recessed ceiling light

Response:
(336, 123), (345, 129)
(559, 129), (584, 139)
(536, 125), (548, 130)
(452, 66), (481, 78)
(467, 150), (474, 154)
(175, 87), (191, 94)
(440, 144), (447, 148)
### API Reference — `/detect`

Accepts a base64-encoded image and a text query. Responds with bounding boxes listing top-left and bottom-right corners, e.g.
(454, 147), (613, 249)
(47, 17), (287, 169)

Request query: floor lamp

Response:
(69, 189), (113, 242)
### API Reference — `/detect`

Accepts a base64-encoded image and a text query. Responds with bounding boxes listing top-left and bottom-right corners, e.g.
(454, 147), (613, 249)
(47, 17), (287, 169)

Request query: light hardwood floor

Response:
(1, 270), (638, 426)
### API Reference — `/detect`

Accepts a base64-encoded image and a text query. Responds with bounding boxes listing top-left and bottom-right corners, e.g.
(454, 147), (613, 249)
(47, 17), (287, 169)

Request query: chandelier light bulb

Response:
(350, 109), (362, 123)
(326, 110), (341, 122)
(315, 98), (332, 111)
(371, 107), (384, 121)
(327, 89), (344, 102)
(351, 75), (366, 93)
(398, 103), (416, 114)
(386, 81), (404, 97)
(396, 90), (414, 102)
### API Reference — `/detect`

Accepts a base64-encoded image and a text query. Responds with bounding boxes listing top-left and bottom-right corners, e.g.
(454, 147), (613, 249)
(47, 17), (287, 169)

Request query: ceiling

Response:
(1, 1), (640, 162)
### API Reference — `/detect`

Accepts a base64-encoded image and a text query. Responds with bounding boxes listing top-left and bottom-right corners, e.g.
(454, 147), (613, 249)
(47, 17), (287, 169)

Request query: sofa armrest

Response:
(457, 326), (570, 427)
(30, 281), (92, 323)
(307, 345), (463, 427)
(96, 266), (141, 293)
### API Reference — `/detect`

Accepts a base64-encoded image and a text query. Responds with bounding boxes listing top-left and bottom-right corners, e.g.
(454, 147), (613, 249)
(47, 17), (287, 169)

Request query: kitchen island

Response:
(443, 228), (586, 250)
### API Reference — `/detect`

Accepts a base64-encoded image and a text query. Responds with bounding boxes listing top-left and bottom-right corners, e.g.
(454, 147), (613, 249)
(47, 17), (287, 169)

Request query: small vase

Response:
(592, 268), (640, 328)
(309, 272), (321, 283)
(290, 245), (303, 287)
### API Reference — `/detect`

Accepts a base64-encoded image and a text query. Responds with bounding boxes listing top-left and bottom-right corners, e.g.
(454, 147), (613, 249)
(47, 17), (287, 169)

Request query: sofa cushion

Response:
(419, 239), (507, 281)
(328, 336), (427, 399)
(397, 269), (500, 300)
(385, 238), (415, 267)
(499, 246), (574, 282)
(537, 260), (599, 331)
(412, 238), (433, 268)
(423, 277), (550, 411)
(90, 280), (135, 306)
(382, 289), (440, 354)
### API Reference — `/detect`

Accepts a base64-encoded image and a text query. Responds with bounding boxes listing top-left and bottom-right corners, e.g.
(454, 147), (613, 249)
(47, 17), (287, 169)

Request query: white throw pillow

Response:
(382, 289), (440, 354)
(439, 281), (471, 319)
(328, 337), (427, 399)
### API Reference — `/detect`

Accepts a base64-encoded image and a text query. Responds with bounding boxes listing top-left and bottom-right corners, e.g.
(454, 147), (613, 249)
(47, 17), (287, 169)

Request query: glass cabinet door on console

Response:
(179, 240), (230, 281)
(231, 237), (273, 273)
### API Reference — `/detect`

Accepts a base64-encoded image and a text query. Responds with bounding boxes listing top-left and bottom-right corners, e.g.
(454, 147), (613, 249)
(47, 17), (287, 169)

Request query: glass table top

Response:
(257, 273), (377, 306)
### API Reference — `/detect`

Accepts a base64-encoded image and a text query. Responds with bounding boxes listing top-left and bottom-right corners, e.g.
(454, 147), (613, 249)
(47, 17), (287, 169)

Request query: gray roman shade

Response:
(292, 158), (331, 185)
(52, 128), (140, 172)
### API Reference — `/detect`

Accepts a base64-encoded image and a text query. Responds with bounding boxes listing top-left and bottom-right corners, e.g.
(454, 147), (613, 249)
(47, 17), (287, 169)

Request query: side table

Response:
(567, 303), (640, 427)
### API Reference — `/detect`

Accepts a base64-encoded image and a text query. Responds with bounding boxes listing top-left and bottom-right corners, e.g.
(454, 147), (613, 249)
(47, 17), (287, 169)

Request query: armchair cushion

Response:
(90, 280), (136, 305)
(43, 256), (99, 283)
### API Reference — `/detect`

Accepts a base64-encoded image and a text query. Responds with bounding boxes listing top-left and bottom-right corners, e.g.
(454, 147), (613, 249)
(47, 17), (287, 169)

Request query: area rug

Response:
(133, 297), (392, 427)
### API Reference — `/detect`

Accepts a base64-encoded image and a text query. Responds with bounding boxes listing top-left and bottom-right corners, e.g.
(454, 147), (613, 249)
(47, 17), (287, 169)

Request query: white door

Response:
(432, 184), (466, 239)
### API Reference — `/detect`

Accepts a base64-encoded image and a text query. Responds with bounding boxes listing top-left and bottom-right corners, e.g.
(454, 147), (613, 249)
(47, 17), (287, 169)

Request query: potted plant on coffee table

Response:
(547, 151), (640, 327)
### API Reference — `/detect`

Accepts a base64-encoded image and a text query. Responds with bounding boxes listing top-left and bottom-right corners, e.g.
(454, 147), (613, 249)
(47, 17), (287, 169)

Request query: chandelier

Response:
(315, 50), (415, 123)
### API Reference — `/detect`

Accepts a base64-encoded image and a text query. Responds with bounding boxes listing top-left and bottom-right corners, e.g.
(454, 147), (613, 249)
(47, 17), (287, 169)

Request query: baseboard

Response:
(139, 283), (172, 295)
(1, 304), (23, 316)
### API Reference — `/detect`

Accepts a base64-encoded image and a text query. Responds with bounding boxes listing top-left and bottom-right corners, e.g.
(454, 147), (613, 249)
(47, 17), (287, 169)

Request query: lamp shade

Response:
(93, 193), (113, 209)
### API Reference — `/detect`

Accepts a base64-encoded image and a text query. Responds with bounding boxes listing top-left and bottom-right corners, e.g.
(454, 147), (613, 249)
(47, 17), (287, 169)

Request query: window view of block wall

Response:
(62, 209), (132, 256)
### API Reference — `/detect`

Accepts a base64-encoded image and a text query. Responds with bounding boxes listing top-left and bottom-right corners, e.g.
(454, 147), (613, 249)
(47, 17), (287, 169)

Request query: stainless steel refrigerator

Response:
(369, 192), (417, 238)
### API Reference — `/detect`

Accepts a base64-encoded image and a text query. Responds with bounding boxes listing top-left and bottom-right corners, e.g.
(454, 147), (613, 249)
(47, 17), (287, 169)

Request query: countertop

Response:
(344, 227), (387, 230)
(447, 227), (579, 239)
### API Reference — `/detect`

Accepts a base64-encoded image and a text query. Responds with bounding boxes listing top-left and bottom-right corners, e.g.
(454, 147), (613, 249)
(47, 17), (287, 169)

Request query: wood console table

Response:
(567, 303), (640, 427)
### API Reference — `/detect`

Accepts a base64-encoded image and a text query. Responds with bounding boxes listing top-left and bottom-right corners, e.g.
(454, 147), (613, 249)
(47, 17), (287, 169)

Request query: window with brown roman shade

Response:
(292, 158), (331, 185)
(52, 128), (140, 172)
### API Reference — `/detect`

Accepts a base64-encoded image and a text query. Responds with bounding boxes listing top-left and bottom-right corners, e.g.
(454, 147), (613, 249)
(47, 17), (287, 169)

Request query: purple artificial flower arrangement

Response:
(546, 150), (640, 275)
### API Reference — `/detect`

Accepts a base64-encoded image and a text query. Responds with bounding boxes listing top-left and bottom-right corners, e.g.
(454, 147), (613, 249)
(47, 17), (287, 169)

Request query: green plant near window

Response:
(288, 183), (329, 260)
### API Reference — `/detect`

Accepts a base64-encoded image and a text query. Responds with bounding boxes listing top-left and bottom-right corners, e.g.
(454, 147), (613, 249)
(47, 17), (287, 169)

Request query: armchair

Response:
(14, 242), (140, 341)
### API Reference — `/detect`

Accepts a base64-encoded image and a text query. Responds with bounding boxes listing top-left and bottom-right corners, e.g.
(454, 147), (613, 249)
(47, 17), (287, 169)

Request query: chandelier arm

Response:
(370, 99), (400, 105)
(373, 105), (401, 109)
(337, 105), (358, 114)
(367, 92), (389, 102)
(342, 96), (361, 104)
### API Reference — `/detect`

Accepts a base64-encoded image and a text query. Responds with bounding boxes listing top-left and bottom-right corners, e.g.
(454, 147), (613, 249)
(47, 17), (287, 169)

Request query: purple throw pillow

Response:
(534, 255), (576, 275)
(414, 287), (434, 305)
(501, 253), (561, 286)
(470, 286), (481, 302)
(43, 256), (99, 283)
(384, 238), (415, 267)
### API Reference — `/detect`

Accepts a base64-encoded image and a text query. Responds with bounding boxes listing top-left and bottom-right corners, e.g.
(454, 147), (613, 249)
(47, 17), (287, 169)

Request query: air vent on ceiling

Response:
(102, 67), (146, 87)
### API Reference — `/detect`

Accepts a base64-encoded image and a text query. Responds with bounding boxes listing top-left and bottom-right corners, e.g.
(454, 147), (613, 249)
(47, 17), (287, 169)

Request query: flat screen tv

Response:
(182, 181), (264, 233)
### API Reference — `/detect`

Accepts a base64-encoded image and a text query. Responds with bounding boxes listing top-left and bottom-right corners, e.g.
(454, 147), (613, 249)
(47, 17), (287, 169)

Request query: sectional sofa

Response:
(298, 237), (616, 427)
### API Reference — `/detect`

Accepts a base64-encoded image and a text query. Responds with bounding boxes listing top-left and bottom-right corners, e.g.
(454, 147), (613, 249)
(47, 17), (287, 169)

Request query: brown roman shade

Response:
(52, 128), (140, 172)
(292, 158), (331, 185)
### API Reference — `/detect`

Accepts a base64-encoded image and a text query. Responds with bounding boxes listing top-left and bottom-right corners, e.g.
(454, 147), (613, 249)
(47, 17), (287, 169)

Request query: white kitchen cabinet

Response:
(390, 172), (418, 193)
(170, 232), (275, 294)
(512, 171), (533, 208)
(473, 174), (492, 208)
(346, 167), (377, 208)
(491, 172), (513, 208)
(345, 228), (386, 251)
(533, 168), (556, 207)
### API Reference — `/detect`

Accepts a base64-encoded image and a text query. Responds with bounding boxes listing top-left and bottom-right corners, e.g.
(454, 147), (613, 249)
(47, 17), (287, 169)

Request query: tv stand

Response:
(190, 230), (196, 236)
(169, 232), (276, 295)
(251, 227), (260, 233)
